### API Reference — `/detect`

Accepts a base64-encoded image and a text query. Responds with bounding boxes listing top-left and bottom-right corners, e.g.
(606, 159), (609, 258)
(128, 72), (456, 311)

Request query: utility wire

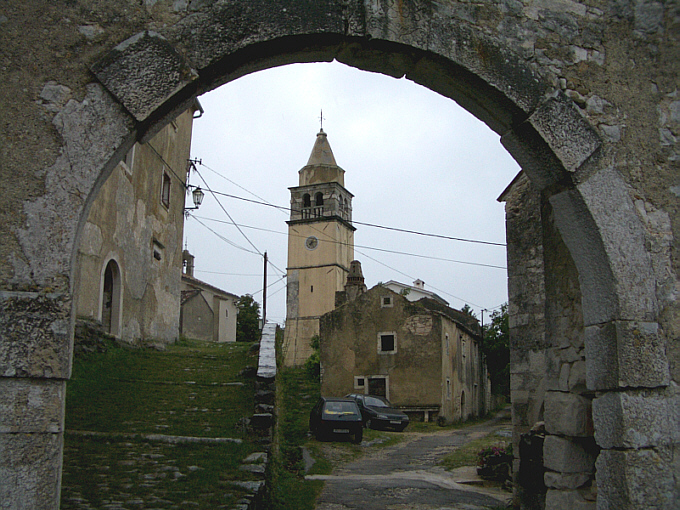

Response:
(193, 168), (263, 256)
(147, 143), (189, 189)
(194, 270), (264, 277)
(192, 158), (507, 311)
(191, 216), (258, 255)
(191, 168), (287, 278)
(194, 215), (506, 270)
(195, 188), (505, 247)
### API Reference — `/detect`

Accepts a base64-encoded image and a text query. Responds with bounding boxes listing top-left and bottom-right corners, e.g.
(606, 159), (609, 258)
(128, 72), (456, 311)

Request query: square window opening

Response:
(379, 333), (395, 353)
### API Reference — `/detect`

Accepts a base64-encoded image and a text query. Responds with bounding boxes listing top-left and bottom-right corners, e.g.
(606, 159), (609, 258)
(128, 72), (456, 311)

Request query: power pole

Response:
(262, 251), (267, 327)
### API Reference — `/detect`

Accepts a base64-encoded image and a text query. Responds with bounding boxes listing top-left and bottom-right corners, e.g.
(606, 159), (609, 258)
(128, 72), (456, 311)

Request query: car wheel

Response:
(353, 429), (363, 444)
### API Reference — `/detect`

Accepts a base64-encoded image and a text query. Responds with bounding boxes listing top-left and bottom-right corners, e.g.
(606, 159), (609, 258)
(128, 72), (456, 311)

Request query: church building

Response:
(283, 129), (355, 366)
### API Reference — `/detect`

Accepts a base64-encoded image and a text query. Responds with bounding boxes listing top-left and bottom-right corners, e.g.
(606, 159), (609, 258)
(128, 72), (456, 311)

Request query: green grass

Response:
(66, 339), (255, 437)
(62, 435), (256, 508)
(266, 365), (322, 510)
(61, 337), (260, 508)
(438, 430), (512, 471)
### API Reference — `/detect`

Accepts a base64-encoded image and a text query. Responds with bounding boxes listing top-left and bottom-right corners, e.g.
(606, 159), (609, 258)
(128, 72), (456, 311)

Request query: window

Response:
(152, 238), (165, 262)
(303, 193), (311, 207)
(446, 378), (452, 400)
(121, 145), (135, 175)
(225, 308), (228, 318)
(378, 332), (396, 354)
(315, 192), (324, 206)
(161, 171), (171, 208)
(368, 376), (388, 398)
(381, 296), (393, 308)
(446, 334), (450, 355)
(354, 376), (365, 390)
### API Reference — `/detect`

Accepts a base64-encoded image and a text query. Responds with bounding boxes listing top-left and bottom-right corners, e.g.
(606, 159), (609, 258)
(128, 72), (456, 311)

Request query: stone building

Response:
(180, 250), (239, 343)
(283, 129), (355, 366)
(74, 103), (201, 344)
(2, 3), (678, 509)
(320, 266), (490, 423)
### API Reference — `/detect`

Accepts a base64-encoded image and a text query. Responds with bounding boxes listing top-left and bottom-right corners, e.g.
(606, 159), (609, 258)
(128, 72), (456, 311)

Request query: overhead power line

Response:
(192, 186), (505, 247)
(193, 215), (506, 270)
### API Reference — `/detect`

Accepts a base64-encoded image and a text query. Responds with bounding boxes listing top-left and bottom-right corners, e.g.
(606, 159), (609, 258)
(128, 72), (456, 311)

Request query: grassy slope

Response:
(61, 338), (260, 509)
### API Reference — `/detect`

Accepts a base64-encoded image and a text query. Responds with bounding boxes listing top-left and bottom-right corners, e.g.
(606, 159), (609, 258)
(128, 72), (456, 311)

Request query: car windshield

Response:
(364, 396), (389, 408)
(323, 401), (358, 416)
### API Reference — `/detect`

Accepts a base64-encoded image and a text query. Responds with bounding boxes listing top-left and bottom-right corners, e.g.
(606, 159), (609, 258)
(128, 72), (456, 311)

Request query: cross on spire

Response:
(319, 109), (326, 131)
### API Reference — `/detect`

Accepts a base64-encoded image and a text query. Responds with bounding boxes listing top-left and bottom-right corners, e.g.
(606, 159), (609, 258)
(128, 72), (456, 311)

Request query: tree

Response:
(482, 304), (510, 396)
(236, 294), (261, 342)
(460, 303), (476, 318)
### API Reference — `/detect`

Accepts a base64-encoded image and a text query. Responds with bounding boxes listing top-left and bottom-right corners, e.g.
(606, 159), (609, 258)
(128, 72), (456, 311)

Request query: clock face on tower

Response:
(305, 236), (319, 250)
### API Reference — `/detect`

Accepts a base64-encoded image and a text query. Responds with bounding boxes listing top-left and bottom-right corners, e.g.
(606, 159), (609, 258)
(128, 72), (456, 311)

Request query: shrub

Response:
(477, 443), (513, 482)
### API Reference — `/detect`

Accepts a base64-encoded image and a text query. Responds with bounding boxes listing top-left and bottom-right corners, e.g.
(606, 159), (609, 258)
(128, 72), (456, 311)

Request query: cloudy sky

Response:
(184, 61), (520, 326)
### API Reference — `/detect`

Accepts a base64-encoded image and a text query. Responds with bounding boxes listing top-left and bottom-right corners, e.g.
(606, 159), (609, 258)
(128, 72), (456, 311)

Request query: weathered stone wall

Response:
(320, 287), (444, 408)
(74, 107), (195, 344)
(320, 286), (488, 422)
(0, 1), (677, 508)
(502, 172), (549, 508)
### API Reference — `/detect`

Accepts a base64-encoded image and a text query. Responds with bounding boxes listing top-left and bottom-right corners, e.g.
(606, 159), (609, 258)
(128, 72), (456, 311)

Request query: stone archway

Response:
(1, 2), (676, 509)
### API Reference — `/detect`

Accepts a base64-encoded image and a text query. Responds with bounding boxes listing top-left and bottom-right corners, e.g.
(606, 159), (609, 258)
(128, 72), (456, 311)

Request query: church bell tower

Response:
(283, 129), (355, 366)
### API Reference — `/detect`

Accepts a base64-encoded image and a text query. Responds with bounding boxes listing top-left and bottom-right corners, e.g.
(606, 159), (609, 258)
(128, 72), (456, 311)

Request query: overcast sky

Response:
(184, 61), (520, 326)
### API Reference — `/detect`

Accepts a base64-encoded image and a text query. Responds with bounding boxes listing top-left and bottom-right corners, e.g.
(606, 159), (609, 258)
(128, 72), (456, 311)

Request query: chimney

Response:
(413, 279), (425, 289)
(345, 260), (367, 302)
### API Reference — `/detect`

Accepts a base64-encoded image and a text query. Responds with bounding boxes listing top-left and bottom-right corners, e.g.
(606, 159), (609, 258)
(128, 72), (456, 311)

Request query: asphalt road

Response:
(307, 410), (512, 510)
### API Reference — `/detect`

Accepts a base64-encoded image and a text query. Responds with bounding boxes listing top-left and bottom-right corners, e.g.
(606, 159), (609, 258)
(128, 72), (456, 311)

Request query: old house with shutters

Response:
(180, 250), (239, 343)
(320, 262), (490, 423)
(74, 102), (202, 343)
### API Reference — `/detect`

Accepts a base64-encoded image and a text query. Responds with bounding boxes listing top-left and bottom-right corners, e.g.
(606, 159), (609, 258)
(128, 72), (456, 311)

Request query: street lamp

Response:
(184, 186), (204, 211)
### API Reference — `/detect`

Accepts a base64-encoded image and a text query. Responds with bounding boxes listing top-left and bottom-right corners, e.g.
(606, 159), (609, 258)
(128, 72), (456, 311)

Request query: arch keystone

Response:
(92, 31), (198, 122)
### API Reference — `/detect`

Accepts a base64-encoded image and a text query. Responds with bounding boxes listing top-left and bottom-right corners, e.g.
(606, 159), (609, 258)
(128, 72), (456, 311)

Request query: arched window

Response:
(101, 259), (122, 337)
(303, 193), (311, 207)
(315, 192), (324, 206)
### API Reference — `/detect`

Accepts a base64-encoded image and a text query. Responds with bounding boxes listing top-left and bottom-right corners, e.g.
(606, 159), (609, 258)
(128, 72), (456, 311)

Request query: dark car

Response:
(309, 397), (363, 443)
(345, 394), (410, 431)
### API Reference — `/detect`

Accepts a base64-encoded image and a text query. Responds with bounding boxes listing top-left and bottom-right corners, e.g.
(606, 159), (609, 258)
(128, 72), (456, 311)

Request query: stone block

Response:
(0, 291), (72, 379)
(596, 447), (676, 509)
(544, 471), (591, 490)
(577, 167), (659, 322)
(250, 413), (273, 429)
(0, 379), (65, 433)
(527, 93), (602, 174)
(0, 432), (63, 509)
(545, 488), (595, 510)
(614, 320), (669, 388)
(585, 321), (670, 391)
(584, 322), (619, 390)
(543, 435), (596, 474)
(92, 31), (198, 122)
(501, 123), (566, 191)
(548, 189), (618, 327)
(567, 360), (586, 392)
(593, 390), (671, 449)
(544, 391), (593, 437)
